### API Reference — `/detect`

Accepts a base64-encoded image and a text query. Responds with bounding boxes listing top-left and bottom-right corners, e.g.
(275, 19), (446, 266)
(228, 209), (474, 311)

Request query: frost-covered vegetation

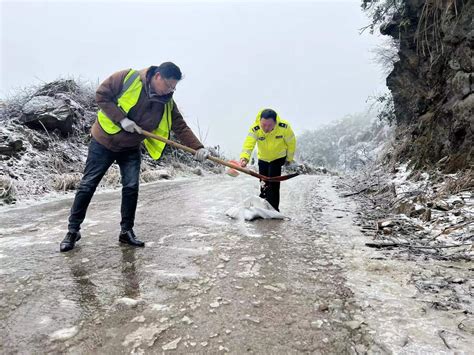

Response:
(0, 79), (223, 206)
(297, 111), (393, 172)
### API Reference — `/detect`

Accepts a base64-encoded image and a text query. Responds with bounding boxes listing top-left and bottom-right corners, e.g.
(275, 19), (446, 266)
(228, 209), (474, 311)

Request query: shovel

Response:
(140, 129), (299, 183)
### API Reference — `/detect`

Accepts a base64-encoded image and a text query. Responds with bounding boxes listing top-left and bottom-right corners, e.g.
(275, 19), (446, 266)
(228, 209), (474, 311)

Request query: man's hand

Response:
(240, 158), (248, 167)
(120, 117), (142, 134)
(195, 148), (210, 162)
(285, 160), (297, 168)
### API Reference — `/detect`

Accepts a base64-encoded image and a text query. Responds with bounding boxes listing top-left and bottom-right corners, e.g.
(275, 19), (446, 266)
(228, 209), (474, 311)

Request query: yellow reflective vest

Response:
(97, 69), (172, 160)
(240, 110), (296, 163)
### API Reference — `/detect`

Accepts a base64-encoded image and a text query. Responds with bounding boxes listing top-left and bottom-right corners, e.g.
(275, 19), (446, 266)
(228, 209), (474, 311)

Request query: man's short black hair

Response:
(260, 108), (277, 121)
(157, 62), (182, 80)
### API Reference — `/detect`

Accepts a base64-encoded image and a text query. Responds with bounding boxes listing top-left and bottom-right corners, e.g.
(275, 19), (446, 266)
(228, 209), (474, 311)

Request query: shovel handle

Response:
(140, 129), (269, 180)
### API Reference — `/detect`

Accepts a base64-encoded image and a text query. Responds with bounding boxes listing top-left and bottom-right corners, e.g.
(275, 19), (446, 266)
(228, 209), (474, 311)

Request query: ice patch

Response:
(187, 231), (208, 237)
(38, 316), (52, 325)
(115, 297), (139, 308)
(151, 304), (170, 312)
(158, 234), (173, 244)
(122, 323), (168, 348)
(225, 196), (285, 221)
(59, 299), (78, 310)
(49, 326), (79, 341)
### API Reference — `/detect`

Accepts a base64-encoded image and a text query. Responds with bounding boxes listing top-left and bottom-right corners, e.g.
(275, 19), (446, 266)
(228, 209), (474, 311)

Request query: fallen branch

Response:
(428, 219), (474, 240)
(333, 208), (351, 212)
(408, 243), (472, 250)
(438, 330), (451, 350)
(366, 242), (472, 249)
(342, 184), (378, 197)
(441, 220), (473, 235)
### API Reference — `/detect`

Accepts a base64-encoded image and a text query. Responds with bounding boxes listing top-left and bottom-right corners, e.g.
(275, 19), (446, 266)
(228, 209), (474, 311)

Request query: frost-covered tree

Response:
(297, 112), (392, 171)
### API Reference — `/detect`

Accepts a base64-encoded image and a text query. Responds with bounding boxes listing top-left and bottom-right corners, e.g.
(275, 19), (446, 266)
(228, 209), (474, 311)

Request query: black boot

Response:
(60, 231), (81, 252)
(119, 230), (145, 247)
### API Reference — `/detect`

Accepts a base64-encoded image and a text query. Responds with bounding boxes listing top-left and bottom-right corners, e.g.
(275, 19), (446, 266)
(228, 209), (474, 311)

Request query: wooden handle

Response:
(140, 129), (267, 180)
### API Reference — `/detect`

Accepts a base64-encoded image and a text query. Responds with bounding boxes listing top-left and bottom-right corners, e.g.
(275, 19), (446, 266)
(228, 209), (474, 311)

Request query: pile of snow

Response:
(226, 196), (285, 221)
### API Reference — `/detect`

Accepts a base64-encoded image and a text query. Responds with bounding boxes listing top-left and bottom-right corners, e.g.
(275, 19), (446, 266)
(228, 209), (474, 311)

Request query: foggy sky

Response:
(1, 0), (387, 156)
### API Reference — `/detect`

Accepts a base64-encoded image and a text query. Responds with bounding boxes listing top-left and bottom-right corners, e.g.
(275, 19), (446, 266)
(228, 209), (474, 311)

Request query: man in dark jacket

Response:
(60, 62), (209, 252)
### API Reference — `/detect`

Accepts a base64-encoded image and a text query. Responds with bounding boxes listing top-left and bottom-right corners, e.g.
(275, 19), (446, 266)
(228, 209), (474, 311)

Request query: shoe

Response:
(119, 229), (145, 247)
(60, 231), (81, 252)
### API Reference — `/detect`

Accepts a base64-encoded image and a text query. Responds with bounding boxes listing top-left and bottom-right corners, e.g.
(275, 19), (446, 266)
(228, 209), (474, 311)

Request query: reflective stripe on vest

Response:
(97, 69), (173, 160)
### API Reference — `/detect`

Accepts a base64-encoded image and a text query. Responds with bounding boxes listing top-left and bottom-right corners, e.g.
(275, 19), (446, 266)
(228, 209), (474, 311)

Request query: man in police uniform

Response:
(239, 108), (296, 211)
(60, 62), (210, 252)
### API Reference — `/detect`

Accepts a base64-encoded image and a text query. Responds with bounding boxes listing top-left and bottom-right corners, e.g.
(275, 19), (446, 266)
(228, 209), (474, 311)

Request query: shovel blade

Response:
(226, 160), (241, 177)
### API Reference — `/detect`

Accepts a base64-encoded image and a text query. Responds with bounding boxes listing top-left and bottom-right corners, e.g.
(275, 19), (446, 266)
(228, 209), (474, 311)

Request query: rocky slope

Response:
(379, 0), (473, 172)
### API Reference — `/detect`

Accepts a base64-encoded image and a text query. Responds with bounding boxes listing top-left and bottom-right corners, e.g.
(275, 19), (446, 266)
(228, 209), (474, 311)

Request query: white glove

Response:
(285, 160), (297, 169)
(120, 117), (142, 134)
(195, 148), (210, 162)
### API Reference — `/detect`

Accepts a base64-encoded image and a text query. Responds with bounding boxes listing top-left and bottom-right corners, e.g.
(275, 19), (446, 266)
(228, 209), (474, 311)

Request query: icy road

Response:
(0, 175), (472, 353)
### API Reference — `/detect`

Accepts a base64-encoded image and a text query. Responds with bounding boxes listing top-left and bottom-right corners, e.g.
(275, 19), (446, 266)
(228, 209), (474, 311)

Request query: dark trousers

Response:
(68, 138), (141, 233)
(258, 157), (286, 211)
